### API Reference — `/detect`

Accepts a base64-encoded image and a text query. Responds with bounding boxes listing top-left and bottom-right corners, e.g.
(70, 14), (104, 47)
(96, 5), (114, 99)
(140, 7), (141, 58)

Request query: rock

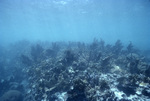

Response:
(0, 90), (23, 101)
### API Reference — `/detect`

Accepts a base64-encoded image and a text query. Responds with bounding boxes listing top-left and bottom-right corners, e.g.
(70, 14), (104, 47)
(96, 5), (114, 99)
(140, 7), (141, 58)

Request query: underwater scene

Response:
(0, 0), (150, 101)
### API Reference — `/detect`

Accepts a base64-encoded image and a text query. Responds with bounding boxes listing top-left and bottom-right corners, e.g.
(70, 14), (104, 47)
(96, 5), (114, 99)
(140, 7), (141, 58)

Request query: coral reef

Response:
(0, 39), (150, 101)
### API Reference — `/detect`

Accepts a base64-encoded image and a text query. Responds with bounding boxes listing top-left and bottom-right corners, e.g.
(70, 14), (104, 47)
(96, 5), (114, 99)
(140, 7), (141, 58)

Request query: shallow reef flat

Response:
(0, 39), (150, 101)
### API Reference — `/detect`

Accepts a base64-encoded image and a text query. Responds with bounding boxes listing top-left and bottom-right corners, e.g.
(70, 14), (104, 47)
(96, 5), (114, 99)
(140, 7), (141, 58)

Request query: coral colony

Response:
(0, 39), (150, 101)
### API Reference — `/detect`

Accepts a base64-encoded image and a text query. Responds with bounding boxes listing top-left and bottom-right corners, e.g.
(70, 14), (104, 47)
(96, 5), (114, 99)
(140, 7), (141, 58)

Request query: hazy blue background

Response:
(0, 0), (150, 50)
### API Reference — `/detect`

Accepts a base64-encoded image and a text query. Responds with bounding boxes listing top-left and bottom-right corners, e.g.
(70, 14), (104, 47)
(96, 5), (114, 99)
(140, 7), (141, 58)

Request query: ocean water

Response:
(0, 0), (150, 49)
(1, 0), (150, 101)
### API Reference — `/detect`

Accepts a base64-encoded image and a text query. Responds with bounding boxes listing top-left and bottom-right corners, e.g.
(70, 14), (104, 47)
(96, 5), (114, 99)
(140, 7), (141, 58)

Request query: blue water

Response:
(0, 0), (150, 50)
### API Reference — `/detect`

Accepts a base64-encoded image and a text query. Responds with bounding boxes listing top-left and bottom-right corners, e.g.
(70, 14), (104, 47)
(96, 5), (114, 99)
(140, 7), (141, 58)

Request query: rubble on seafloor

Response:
(0, 39), (150, 101)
